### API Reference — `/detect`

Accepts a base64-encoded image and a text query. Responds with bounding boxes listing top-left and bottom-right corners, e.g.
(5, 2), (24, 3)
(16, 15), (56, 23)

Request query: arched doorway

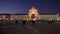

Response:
(31, 14), (35, 20)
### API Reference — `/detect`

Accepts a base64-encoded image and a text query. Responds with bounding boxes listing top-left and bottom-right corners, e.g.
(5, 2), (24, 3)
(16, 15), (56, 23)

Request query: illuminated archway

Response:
(28, 6), (39, 21)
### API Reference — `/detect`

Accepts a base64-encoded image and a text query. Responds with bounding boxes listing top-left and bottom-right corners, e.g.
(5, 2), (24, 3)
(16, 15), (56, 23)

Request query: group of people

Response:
(0, 20), (56, 25)
(16, 20), (36, 25)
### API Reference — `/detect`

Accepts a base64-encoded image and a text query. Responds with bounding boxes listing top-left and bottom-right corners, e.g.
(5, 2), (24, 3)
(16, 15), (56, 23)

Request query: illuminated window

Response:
(2, 16), (6, 20)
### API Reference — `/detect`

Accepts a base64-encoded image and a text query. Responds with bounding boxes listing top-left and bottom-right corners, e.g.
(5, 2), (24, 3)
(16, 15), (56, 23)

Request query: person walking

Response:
(22, 20), (26, 25)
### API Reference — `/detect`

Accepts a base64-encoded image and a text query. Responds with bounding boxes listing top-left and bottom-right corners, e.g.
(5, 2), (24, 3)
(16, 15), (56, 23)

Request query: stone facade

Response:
(0, 7), (60, 21)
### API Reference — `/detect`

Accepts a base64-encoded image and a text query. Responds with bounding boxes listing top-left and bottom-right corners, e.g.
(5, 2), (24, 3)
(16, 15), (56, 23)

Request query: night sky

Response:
(0, 0), (60, 14)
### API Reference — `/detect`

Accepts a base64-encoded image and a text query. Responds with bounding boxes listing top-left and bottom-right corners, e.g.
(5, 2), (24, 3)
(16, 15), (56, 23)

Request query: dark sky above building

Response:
(0, 0), (60, 14)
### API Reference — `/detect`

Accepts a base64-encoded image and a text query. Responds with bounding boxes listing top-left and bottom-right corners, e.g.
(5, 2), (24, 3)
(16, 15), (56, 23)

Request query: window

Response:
(2, 16), (6, 20)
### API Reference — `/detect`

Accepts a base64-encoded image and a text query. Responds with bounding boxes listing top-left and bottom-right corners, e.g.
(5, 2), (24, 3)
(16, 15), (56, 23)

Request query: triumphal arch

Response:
(28, 6), (39, 21)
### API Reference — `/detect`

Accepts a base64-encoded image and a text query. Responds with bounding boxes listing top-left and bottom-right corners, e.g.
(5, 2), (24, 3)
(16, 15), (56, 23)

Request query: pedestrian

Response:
(48, 21), (50, 24)
(22, 20), (26, 25)
(16, 20), (18, 24)
(32, 20), (35, 25)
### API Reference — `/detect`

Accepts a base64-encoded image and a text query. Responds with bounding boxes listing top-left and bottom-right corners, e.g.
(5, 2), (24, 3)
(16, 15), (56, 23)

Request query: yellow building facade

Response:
(0, 7), (60, 21)
(9, 7), (59, 21)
